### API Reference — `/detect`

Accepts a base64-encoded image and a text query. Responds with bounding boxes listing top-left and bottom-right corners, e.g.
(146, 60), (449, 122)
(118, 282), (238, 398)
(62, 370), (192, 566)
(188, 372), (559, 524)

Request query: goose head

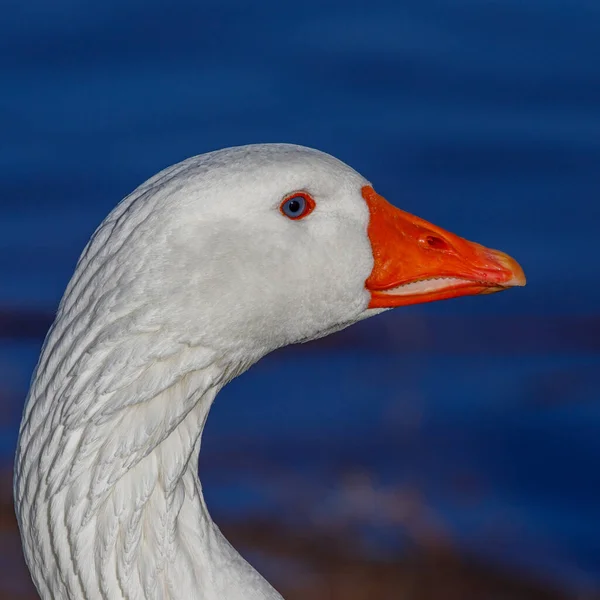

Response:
(109, 143), (524, 359)
(15, 143), (525, 600)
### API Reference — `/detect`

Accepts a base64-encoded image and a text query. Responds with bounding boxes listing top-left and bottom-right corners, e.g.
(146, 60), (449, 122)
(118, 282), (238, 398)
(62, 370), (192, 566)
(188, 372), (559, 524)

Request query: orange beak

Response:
(363, 186), (526, 309)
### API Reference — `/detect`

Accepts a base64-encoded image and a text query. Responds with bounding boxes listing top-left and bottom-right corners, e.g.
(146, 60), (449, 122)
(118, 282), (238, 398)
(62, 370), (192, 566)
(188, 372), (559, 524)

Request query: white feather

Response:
(15, 144), (378, 600)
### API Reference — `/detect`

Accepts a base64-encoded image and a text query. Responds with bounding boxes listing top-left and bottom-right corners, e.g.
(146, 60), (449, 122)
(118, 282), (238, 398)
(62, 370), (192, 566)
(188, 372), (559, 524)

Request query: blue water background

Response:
(1, 0), (599, 594)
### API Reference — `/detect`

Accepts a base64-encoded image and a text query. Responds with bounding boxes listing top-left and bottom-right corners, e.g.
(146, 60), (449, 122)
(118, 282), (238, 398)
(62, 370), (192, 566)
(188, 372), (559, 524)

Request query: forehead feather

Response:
(196, 144), (364, 192)
(112, 144), (369, 228)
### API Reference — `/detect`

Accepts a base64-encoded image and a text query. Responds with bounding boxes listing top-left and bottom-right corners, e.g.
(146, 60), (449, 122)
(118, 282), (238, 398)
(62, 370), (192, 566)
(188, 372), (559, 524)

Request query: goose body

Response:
(14, 144), (524, 599)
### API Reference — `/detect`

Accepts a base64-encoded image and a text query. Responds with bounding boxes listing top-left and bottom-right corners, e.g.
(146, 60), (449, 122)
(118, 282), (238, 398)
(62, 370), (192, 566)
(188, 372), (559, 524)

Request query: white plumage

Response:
(15, 145), (377, 600)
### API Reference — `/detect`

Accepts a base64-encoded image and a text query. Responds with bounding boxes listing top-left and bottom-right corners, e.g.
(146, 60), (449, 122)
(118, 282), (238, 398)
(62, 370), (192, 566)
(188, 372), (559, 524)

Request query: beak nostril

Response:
(423, 234), (450, 251)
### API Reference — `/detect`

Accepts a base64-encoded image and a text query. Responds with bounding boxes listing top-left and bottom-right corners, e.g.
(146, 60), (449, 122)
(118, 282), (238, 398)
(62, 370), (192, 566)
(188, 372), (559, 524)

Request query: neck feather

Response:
(15, 326), (282, 600)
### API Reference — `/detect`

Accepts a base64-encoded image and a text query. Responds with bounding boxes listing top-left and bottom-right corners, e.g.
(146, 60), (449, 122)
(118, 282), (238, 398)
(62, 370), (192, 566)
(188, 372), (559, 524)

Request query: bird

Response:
(14, 143), (525, 600)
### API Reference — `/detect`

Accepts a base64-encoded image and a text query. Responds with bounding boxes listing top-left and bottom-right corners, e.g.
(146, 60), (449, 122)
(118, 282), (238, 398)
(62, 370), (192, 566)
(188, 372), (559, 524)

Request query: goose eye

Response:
(280, 192), (315, 220)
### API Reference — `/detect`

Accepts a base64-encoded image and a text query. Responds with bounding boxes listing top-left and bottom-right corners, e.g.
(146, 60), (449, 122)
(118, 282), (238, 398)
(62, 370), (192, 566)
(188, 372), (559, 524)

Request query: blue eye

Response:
(282, 196), (305, 217)
(280, 192), (315, 220)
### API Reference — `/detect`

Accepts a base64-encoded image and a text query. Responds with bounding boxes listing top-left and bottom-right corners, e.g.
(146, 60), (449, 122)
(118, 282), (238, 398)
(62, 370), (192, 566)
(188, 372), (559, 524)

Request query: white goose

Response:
(14, 144), (525, 600)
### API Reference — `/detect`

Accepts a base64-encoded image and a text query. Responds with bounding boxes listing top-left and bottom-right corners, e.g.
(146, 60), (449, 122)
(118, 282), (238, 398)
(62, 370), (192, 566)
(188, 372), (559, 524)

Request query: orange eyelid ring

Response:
(279, 191), (316, 220)
(362, 185), (526, 309)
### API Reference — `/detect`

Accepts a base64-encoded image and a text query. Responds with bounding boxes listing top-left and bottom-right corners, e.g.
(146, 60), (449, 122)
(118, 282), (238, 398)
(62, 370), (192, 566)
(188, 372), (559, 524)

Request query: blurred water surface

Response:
(1, 0), (599, 595)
